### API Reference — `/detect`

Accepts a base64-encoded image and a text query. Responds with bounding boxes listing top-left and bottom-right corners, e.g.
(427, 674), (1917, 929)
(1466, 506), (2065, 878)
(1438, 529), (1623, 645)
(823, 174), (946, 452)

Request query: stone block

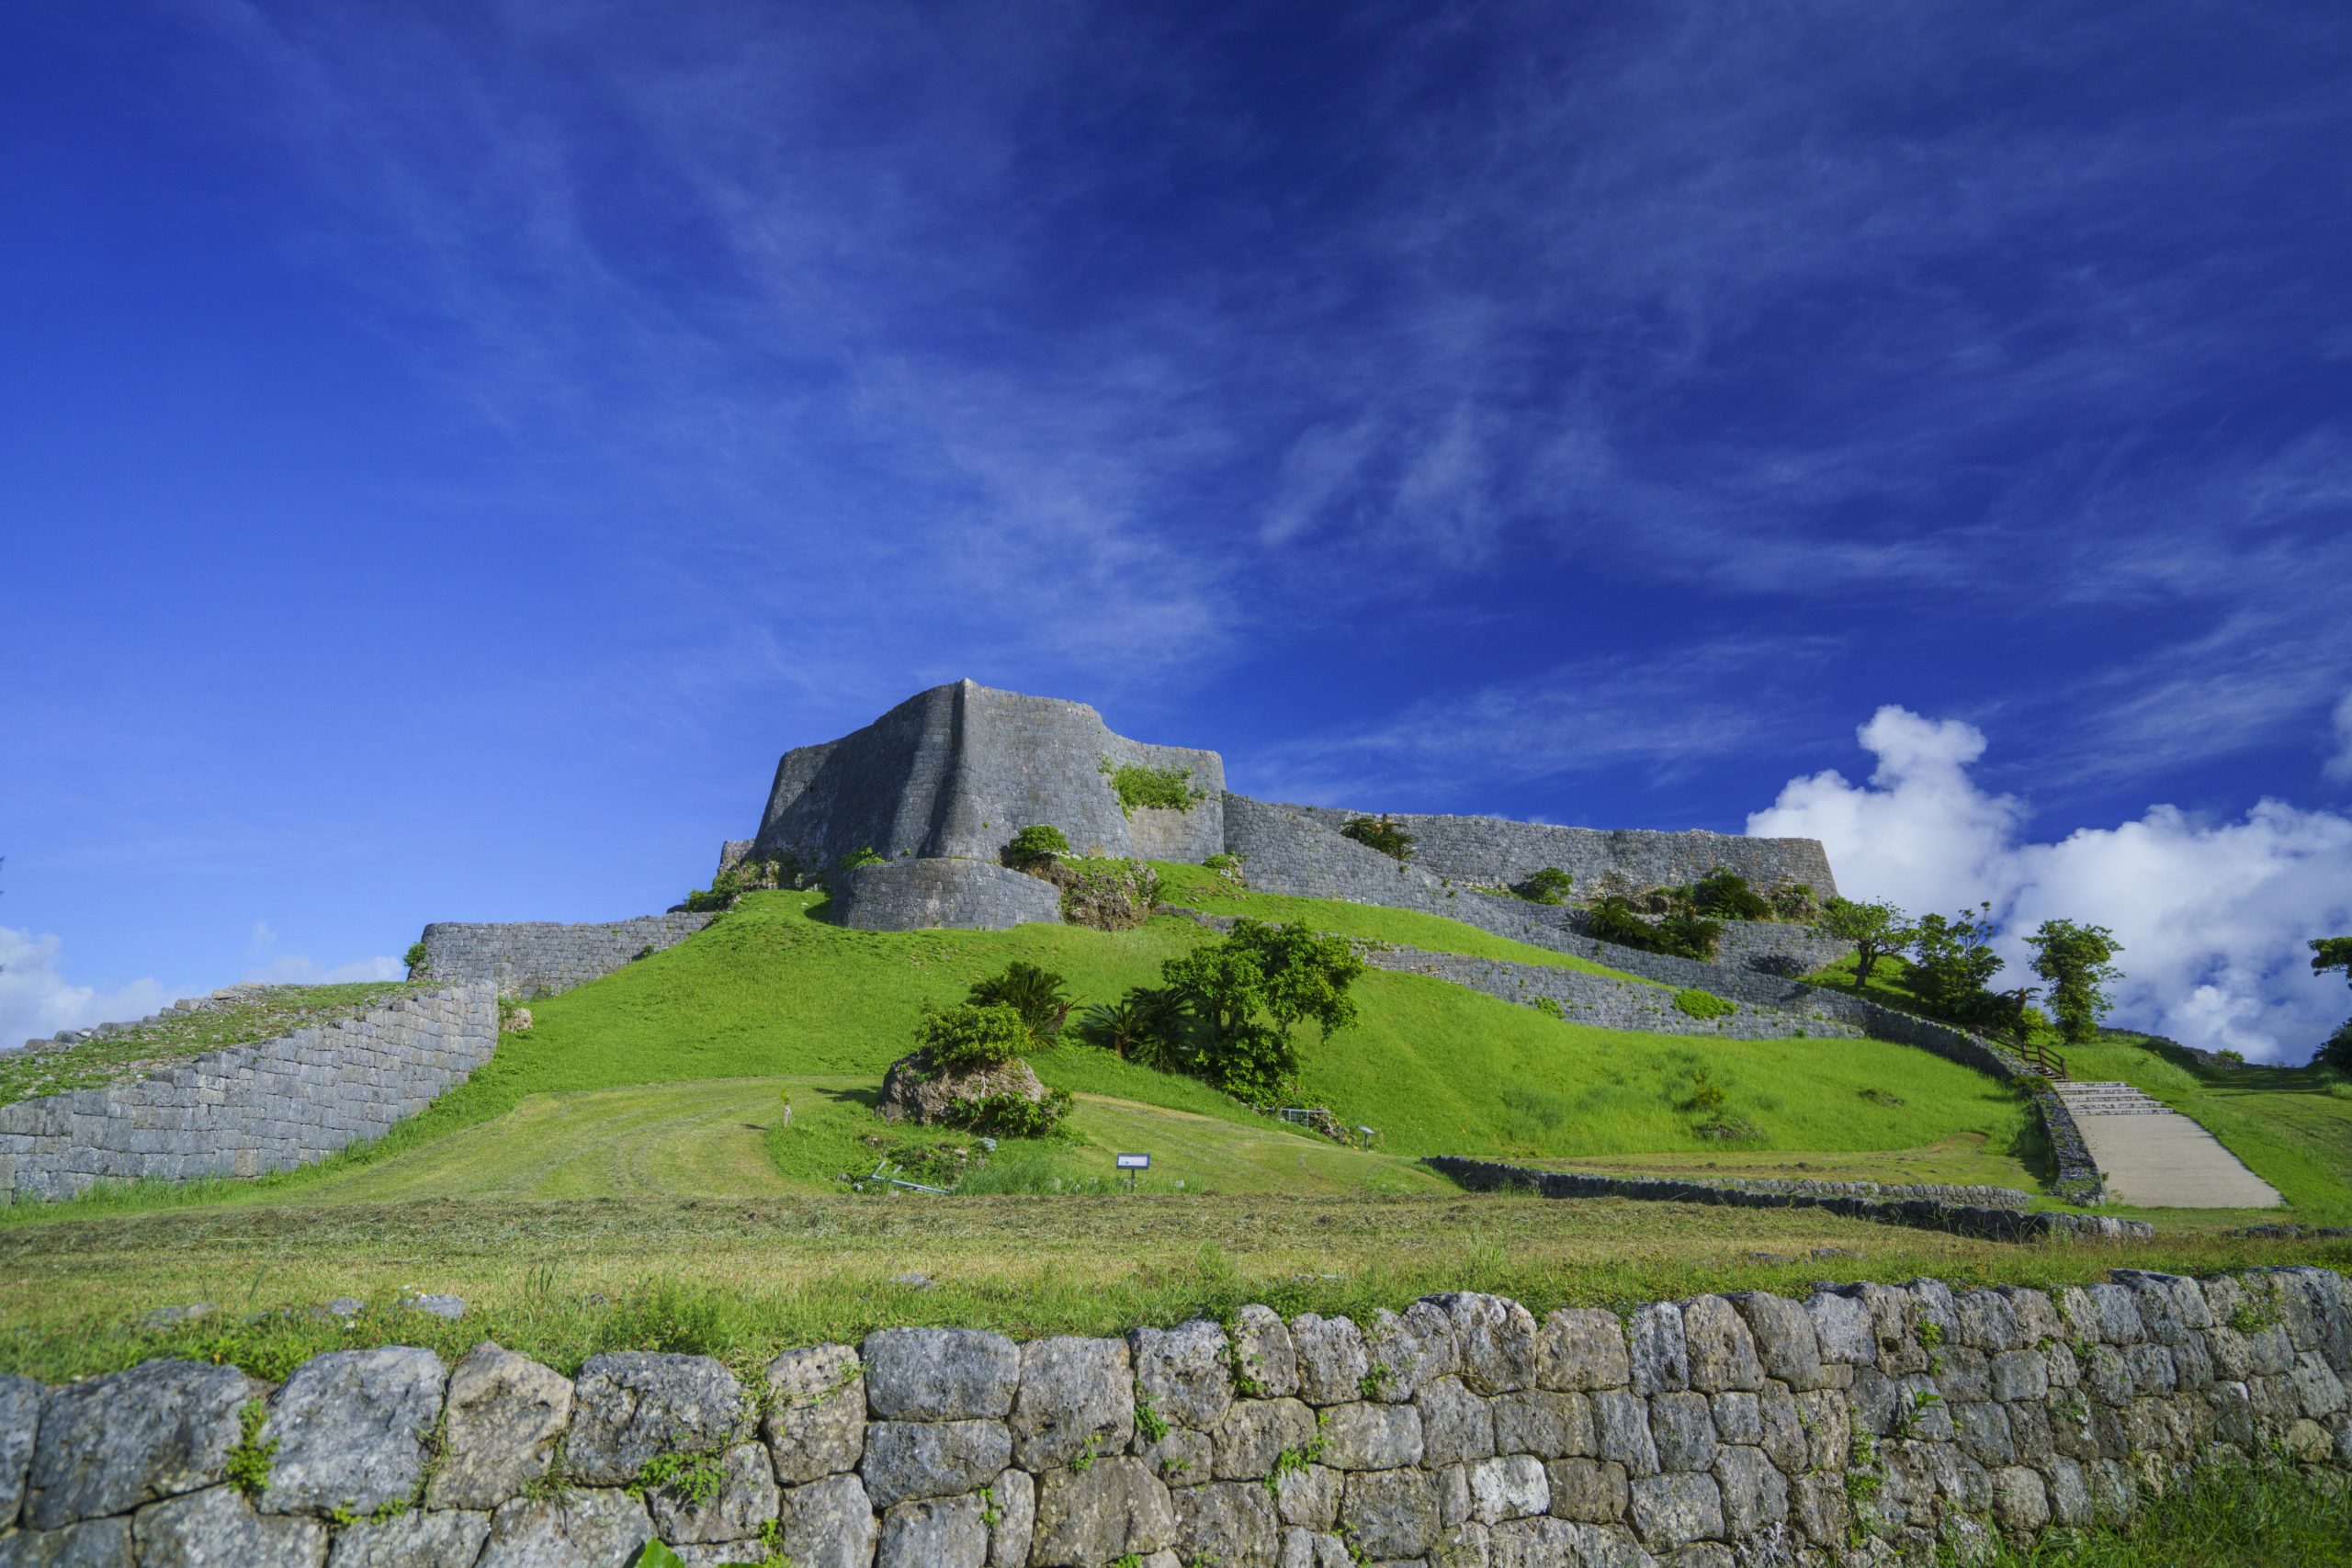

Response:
(1490, 1391), (1593, 1460)
(863, 1329), (1019, 1422)
(1629, 1472), (1723, 1551)
(478, 1490), (653, 1568)
(324, 1509), (492, 1568)
(648, 1443), (780, 1546)
(0, 1373), (38, 1529)
(568, 1353), (746, 1486)
(131, 1485), (329, 1567)
(1129, 1321), (1234, 1430)
(260, 1347), (446, 1516)
(777, 1473), (877, 1568)
(1543, 1458), (1628, 1524)
(1426, 1292), (1539, 1395)
(1467, 1454), (1548, 1524)
(1729, 1292), (1826, 1391)
(1290, 1314), (1370, 1406)
(1629, 1304), (1687, 1396)
(1711, 1446), (1785, 1536)
(1340, 1466), (1437, 1560)
(1647, 1393), (1715, 1473)
(1272, 1462), (1340, 1529)
(1363, 1302), (1458, 1404)
(987, 1465), (1034, 1568)
(1212, 1398), (1317, 1481)
(763, 1344), (865, 1483)
(0, 1517), (133, 1568)
(878, 1494), (988, 1568)
(1317, 1403), (1422, 1471)
(1232, 1305), (1300, 1399)
(1012, 1337), (1134, 1471)
(1030, 1457), (1175, 1566)
(859, 1419), (1011, 1508)
(1172, 1479), (1280, 1568)
(1415, 1377), (1495, 1467)
(1591, 1391), (1659, 1478)
(24, 1359), (254, 1529)
(1679, 1299), (1763, 1393)
(1535, 1308), (1630, 1393)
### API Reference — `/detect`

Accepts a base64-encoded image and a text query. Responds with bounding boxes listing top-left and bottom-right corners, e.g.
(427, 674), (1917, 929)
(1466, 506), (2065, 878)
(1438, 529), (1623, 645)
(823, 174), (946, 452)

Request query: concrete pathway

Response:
(2052, 1081), (2282, 1209)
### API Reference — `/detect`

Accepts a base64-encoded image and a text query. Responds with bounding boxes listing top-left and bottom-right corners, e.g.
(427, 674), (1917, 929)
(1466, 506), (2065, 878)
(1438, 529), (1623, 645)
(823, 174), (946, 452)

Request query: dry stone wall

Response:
(831, 859), (1064, 931)
(1272, 803), (1840, 899)
(418, 915), (714, 999)
(0, 983), (495, 1205)
(4, 1269), (2346, 1566)
(1360, 947), (1866, 1042)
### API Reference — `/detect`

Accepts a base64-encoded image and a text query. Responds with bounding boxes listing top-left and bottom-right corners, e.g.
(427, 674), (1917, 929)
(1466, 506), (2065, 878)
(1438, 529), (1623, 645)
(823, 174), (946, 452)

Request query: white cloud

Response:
(242, 953), (406, 986)
(2327, 692), (2352, 783)
(1748, 707), (2352, 1063)
(0, 929), (168, 1053)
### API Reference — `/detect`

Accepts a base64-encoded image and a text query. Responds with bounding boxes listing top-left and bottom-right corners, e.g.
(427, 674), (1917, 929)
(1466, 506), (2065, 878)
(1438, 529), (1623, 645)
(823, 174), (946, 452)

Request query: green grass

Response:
(1805, 956), (2352, 1224)
(1964, 1462), (2352, 1566)
(1150, 861), (1654, 982)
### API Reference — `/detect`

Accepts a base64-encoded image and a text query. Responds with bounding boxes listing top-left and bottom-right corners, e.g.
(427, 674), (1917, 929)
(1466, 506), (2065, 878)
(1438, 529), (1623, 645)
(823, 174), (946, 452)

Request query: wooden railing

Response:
(2014, 1038), (2069, 1079)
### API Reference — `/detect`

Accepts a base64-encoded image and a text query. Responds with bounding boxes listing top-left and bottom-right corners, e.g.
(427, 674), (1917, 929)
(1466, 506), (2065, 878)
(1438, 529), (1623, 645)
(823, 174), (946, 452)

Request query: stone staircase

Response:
(2050, 1081), (2283, 1209)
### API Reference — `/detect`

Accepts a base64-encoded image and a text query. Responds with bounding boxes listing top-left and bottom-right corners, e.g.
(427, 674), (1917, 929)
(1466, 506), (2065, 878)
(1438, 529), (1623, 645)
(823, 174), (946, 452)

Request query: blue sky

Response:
(5, 1), (2350, 1058)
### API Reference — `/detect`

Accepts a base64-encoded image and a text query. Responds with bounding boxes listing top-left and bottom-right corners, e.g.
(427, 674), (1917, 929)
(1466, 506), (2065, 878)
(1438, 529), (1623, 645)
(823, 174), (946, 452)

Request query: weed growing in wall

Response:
(1099, 755), (1207, 815)
(1672, 988), (1736, 1021)
(1340, 815), (1416, 861)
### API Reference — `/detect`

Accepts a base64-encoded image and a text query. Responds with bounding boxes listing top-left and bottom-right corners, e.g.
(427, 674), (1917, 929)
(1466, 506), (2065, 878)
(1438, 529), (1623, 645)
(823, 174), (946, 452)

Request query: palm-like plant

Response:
(967, 962), (1074, 1044)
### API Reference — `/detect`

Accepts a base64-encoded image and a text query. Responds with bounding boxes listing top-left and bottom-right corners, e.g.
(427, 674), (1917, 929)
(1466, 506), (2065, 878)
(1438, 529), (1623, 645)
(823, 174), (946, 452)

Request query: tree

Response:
(2027, 919), (2125, 1044)
(2313, 938), (2352, 1073)
(1157, 919), (1364, 1100)
(1819, 897), (1917, 993)
(913, 1001), (1030, 1073)
(1908, 903), (2005, 1024)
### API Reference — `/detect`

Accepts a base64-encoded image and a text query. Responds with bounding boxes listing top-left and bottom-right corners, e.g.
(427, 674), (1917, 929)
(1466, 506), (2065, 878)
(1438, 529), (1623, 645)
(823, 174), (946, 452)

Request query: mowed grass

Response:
(2, 1189), (2345, 1385)
(1807, 954), (2352, 1224)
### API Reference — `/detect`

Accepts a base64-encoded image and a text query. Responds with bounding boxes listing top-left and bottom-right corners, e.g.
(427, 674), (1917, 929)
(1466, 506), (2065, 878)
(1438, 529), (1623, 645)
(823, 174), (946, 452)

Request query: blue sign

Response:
(1115, 1152), (1151, 1169)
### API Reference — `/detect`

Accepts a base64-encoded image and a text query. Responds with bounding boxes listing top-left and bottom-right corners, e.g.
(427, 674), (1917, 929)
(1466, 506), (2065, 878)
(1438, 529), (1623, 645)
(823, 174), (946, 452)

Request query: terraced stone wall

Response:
(3, 1269), (2345, 1566)
(418, 914), (715, 999)
(830, 858), (1064, 932)
(0, 983), (495, 1205)
(1271, 803), (1840, 899)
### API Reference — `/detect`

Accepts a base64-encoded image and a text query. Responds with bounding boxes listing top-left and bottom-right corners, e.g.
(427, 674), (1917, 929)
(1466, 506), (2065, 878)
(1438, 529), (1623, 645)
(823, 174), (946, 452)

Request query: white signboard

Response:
(1115, 1152), (1152, 1169)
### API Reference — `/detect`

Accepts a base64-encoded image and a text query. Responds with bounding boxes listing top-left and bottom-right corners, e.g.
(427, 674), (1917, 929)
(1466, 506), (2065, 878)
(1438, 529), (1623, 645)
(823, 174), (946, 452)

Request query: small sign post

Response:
(1115, 1151), (1150, 1191)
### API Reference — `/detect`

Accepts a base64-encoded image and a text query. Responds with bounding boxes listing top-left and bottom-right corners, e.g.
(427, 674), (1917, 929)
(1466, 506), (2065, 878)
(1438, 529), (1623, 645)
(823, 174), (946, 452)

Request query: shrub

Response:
(1770, 883), (1819, 922)
(838, 846), (885, 874)
(1531, 996), (1564, 1020)
(1101, 758), (1206, 816)
(1002, 825), (1071, 870)
(2318, 1018), (2352, 1077)
(401, 941), (428, 976)
(1056, 858), (1162, 931)
(1203, 852), (1246, 886)
(945, 1088), (1073, 1139)
(1586, 895), (1665, 952)
(1340, 816), (1415, 862)
(914, 1002), (1030, 1073)
(1689, 868), (1771, 921)
(966, 963), (1073, 1044)
(1512, 867), (1574, 905)
(1679, 1068), (1727, 1115)
(1656, 912), (1724, 961)
(681, 858), (789, 913)
(1072, 987), (1193, 1072)
(1673, 988), (1736, 1020)
(1151, 919), (1364, 1100)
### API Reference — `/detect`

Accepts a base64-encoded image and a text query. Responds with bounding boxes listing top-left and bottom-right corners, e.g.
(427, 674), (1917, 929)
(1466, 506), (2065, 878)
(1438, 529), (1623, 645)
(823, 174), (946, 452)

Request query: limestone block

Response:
(1316, 1402), (1422, 1472)
(23, 1359), (254, 1528)
(1990, 1465), (2050, 1535)
(1467, 1454), (1547, 1524)
(133, 1487), (327, 1568)
(877, 1494), (988, 1568)
(1591, 1391), (1659, 1478)
(1131, 1422), (1214, 1483)
(0, 1373), (38, 1529)
(1363, 1302), (1458, 1403)
(2080, 1284), (2145, 1345)
(862, 1328), (1019, 1422)
(1679, 1299), (1763, 1393)
(1629, 1472), (1723, 1551)
(776, 1473), (877, 1568)
(1272, 1462), (1340, 1530)
(648, 1443), (780, 1545)
(1543, 1458), (1628, 1524)
(259, 1347), (446, 1516)
(1711, 1445), (1786, 1537)
(1647, 1393), (1715, 1473)
(1490, 1391), (1594, 1460)
(1172, 1479), (1279, 1568)
(1012, 1337), (1134, 1470)
(568, 1353), (746, 1486)
(1758, 1387), (1807, 1476)
(1233, 1305), (1300, 1399)
(430, 1342), (574, 1510)
(1536, 1308), (1630, 1393)
(1427, 1292), (1540, 1395)
(1415, 1378), (1495, 1468)
(476, 1490), (653, 1568)
(858, 1419), (1011, 1508)
(986, 1465), (1034, 1568)
(1706, 1393), (1758, 1449)
(1629, 1304), (1688, 1396)
(1340, 1466), (1437, 1560)
(1212, 1398), (1316, 1481)
(1730, 1293), (1827, 1391)
(323, 1509), (492, 1568)
(1988, 1349), (2050, 1404)
(1129, 1321), (1234, 1430)
(1029, 1456), (1175, 1566)
(1289, 1314), (1369, 1406)
(763, 1344), (865, 1483)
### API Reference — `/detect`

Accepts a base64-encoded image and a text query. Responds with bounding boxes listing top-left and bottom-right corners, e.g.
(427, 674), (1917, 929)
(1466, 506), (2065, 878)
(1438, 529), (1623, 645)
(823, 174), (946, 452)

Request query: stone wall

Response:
(1426, 1157), (2153, 1246)
(754, 680), (1226, 874)
(1360, 948), (1869, 1042)
(0, 983), (495, 1205)
(830, 858), (1065, 932)
(1272, 803), (1840, 898)
(4, 1269), (2345, 1566)
(418, 914), (715, 999)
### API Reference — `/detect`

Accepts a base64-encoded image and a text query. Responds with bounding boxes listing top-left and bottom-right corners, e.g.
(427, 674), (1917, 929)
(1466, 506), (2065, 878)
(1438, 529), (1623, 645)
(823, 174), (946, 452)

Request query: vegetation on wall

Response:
(1340, 815), (1416, 861)
(1054, 858), (1162, 931)
(1099, 757), (1207, 816)
(1001, 824), (1071, 870)
(1586, 895), (1724, 961)
(1511, 866), (1574, 904)
(681, 857), (794, 913)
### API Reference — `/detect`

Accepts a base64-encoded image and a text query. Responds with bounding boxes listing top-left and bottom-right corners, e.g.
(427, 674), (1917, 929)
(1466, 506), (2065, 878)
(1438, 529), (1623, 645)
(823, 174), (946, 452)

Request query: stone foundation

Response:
(830, 858), (1065, 931)
(417, 915), (715, 999)
(2, 1269), (2344, 1564)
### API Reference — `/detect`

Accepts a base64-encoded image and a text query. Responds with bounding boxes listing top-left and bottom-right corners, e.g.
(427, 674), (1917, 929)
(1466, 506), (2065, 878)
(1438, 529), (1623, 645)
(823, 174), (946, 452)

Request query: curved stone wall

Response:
(2, 1269), (2342, 1565)
(418, 914), (715, 999)
(829, 858), (1064, 931)
(1270, 802), (1839, 897)
(754, 680), (1225, 873)
(0, 983), (495, 1205)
